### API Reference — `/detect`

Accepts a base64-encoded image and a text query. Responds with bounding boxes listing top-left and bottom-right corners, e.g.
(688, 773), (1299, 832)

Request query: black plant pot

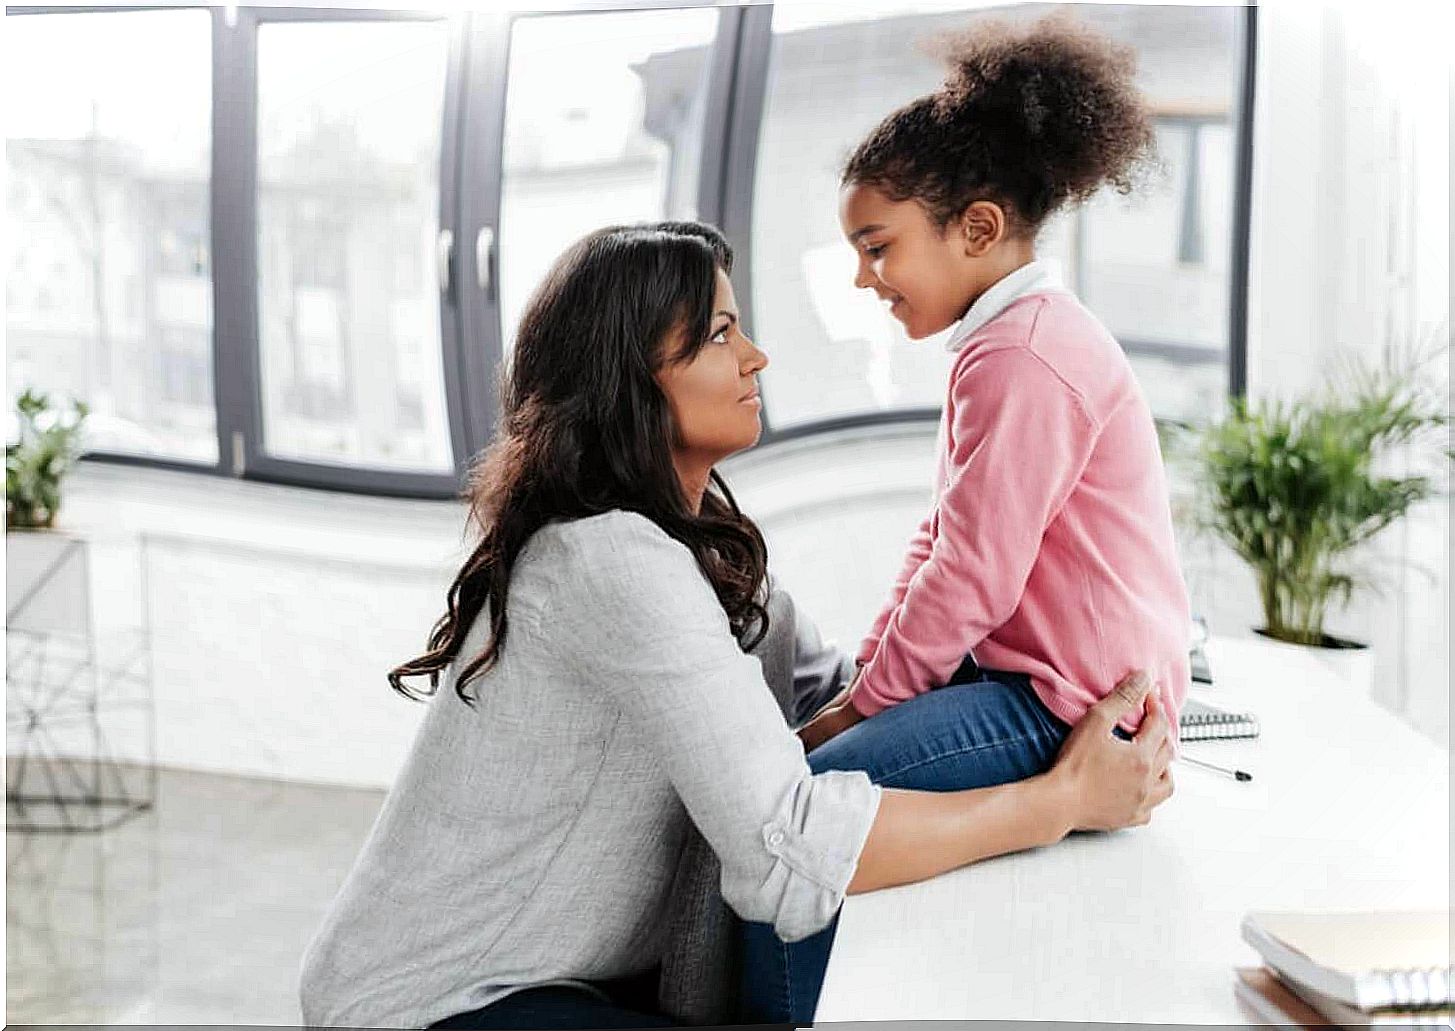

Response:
(1253, 628), (1369, 651)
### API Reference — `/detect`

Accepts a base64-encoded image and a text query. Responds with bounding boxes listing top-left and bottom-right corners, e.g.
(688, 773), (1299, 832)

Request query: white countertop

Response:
(814, 635), (1450, 1025)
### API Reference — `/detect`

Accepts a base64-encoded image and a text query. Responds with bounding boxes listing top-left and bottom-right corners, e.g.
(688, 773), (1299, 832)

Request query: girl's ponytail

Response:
(844, 12), (1158, 236)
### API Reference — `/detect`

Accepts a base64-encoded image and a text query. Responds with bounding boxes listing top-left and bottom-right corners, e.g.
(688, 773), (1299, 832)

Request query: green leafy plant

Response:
(1197, 344), (1450, 647)
(6, 389), (90, 530)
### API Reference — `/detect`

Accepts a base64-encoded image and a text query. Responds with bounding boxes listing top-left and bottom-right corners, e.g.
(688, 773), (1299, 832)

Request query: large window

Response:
(5, 10), (216, 462)
(3, 3), (1252, 497)
(498, 9), (719, 353)
(256, 20), (453, 473)
(748, 2), (1245, 430)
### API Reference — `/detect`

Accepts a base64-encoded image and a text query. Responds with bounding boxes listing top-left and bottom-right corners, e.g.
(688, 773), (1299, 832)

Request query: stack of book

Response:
(1235, 911), (1452, 1027)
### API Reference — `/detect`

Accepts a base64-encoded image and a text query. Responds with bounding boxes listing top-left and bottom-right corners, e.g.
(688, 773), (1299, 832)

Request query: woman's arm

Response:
(553, 513), (1170, 939)
(848, 671), (1173, 893)
(554, 513), (882, 942)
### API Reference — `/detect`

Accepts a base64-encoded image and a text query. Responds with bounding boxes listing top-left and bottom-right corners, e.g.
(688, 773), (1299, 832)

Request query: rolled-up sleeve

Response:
(551, 513), (881, 942)
(750, 769), (879, 940)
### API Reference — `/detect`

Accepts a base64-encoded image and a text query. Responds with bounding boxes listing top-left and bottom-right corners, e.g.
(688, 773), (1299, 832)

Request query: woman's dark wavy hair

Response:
(843, 11), (1158, 237)
(389, 221), (769, 705)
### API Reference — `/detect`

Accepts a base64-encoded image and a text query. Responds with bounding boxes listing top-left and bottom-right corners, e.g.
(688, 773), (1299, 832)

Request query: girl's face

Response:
(655, 268), (769, 466)
(838, 182), (984, 340)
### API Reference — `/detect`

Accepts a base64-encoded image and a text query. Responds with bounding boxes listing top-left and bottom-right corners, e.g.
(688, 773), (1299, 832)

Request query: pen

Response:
(1178, 754), (1252, 782)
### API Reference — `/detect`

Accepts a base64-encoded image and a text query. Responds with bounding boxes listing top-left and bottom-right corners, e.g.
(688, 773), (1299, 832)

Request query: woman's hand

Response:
(845, 669), (1173, 894)
(1045, 670), (1175, 833)
(846, 669), (1174, 895)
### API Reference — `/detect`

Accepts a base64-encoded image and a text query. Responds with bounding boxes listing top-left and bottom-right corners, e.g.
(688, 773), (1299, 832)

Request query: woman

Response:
(298, 222), (1173, 1030)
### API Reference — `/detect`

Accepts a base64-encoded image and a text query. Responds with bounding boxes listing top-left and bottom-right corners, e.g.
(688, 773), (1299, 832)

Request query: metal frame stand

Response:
(6, 533), (155, 832)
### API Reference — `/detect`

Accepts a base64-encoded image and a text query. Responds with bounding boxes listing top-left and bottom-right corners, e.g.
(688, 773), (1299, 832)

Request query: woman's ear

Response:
(960, 201), (1007, 257)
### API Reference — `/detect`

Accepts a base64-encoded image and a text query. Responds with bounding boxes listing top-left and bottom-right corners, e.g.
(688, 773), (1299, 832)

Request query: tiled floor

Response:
(6, 766), (385, 1025)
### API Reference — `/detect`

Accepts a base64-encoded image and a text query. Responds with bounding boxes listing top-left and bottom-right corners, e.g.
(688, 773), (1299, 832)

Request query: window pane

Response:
(1078, 121), (1234, 428)
(752, 3), (1243, 429)
(5, 11), (216, 462)
(499, 10), (719, 353)
(257, 21), (452, 473)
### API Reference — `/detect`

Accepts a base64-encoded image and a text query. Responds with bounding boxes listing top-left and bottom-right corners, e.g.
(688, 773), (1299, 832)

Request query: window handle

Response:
(436, 228), (454, 296)
(475, 226), (496, 297)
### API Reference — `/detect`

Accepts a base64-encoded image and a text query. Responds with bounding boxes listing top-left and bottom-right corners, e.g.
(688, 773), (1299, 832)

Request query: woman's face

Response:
(655, 268), (769, 466)
(838, 182), (979, 340)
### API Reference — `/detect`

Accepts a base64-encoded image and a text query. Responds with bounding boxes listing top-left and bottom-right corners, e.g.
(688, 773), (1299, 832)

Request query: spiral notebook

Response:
(1179, 696), (1260, 741)
(1241, 911), (1452, 1011)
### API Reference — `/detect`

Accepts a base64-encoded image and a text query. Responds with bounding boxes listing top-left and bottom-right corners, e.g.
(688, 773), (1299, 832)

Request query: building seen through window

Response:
(256, 20), (453, 473)
(5, 10), (216, 462)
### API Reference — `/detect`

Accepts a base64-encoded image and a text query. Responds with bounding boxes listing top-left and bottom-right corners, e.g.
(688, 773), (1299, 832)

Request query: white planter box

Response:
(1249, 629), (1376, 698)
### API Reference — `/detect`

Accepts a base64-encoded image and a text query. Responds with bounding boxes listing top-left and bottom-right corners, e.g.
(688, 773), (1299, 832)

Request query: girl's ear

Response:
(960, 200), (1007, 256)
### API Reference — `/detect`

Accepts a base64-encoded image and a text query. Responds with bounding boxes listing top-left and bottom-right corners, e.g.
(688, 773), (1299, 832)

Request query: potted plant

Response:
(1196, 344), (1449, 684)
(6, 389), (90, 531)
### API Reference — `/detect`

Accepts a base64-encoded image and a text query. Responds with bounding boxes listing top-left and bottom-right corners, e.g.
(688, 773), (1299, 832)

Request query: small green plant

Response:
(6, 389), (90, 530)
(1197, 343), (1450, 647)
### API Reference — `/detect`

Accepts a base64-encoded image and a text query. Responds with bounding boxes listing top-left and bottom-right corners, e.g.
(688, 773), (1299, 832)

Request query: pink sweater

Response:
(849, 289), (1191, 735)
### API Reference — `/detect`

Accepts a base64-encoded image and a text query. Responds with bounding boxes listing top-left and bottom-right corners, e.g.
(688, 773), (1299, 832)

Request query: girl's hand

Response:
(797, 697), (865, 752)
(1045, 670), (1174, 833)
(797, 672), (866, 752)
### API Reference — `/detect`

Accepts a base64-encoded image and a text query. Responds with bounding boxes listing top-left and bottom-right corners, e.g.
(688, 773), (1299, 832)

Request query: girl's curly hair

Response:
(843, 11), (1158, 236)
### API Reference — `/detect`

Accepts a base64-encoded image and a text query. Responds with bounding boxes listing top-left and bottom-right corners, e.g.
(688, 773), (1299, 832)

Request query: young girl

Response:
(739, 14), (1190, 1023)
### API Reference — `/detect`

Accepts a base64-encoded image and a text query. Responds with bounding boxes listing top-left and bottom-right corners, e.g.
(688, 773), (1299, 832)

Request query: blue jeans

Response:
(428, 967), (675, 1030)
(735, 665), (1071, 1025)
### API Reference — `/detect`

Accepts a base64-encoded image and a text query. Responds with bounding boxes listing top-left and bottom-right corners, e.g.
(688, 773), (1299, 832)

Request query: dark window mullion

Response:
(765, 408), (941, 446)
(719, 3), (776, 440)
(1228, 4), (1257, 399)
(211, 5), (261, 479)
(694, 4), (743, 227)
(437, 13), (472, 482)
(456, 11), (512, 460)
(226, 454), (461, 500)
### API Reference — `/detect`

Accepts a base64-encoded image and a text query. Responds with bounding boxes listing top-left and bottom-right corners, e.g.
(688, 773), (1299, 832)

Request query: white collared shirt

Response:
(944, 259), (1069, 353)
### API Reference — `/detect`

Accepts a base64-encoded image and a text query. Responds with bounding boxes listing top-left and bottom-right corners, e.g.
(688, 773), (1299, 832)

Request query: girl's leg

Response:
(807, 672), (1069, 790)
(736, 672), (1069, 1025)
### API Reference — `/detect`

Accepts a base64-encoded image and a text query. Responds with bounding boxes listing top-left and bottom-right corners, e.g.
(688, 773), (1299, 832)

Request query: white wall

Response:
(40, 464), (465, 788)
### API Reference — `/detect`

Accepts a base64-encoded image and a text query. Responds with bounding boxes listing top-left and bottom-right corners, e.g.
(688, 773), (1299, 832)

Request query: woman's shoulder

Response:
(526, 510), (731, 641)
(529, 510), (706, 596)
(532, 509), (684, 561)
